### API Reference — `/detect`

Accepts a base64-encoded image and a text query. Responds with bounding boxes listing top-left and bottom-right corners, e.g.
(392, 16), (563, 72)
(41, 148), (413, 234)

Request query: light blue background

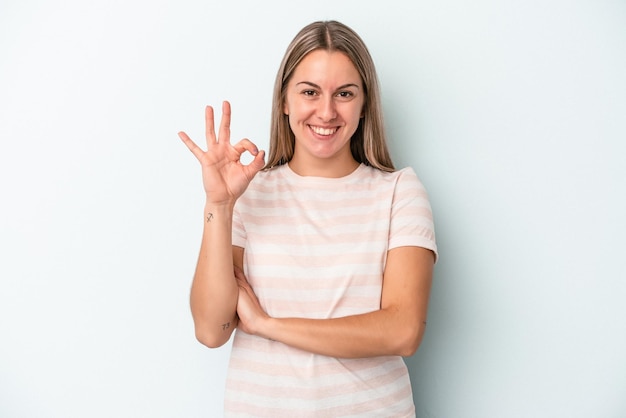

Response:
(1, 1), (625, 417)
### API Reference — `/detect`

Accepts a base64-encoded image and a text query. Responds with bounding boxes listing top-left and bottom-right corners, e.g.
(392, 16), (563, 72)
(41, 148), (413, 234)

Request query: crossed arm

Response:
(189, 205), (434, 359)
(234, 245), (435, 358)
(189, 204), (434, 358)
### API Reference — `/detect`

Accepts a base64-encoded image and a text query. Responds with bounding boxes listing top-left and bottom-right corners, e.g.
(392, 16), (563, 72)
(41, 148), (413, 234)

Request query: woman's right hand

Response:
(178, 101), (265, 206)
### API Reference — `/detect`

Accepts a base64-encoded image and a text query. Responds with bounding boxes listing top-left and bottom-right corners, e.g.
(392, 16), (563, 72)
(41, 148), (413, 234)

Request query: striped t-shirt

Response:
(227, 163), (437, 417)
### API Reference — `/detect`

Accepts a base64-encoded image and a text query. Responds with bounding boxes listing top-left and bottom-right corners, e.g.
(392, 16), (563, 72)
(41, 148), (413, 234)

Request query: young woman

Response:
(179, 20), (437, 417)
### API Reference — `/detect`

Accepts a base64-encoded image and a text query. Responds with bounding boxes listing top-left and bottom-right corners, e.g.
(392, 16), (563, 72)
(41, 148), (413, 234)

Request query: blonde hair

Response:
(265, 20), (395, 172)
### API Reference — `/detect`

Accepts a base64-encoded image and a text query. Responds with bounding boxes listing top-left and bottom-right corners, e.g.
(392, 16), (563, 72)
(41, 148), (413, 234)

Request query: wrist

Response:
(203, 201), (235, 221)
(204, 199), (236, 211)
(256, 315), (276, 341)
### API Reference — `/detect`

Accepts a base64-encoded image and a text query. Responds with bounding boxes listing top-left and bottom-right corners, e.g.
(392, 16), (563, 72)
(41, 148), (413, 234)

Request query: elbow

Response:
(394, 336), (419, 358)
(194, 327), (229, 349)
(392, 322), (427, 357)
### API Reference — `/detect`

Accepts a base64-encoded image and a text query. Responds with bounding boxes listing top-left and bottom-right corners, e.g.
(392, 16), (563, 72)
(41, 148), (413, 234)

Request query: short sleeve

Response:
(388, 168), (438, 262)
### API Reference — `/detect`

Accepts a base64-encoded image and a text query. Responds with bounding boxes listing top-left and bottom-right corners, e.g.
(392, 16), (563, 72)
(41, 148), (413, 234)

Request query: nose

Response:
(317, 96), (337, 122)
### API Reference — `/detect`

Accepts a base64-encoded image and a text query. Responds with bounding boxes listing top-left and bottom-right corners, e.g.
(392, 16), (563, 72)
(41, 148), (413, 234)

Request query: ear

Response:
(283, 101), (289, 115)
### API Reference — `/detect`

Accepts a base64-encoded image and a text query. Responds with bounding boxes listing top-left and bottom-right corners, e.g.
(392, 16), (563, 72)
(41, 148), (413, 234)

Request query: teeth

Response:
(311, 126), (337, 136)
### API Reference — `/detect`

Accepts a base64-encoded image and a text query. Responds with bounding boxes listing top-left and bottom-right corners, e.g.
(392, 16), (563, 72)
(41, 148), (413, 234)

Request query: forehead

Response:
(291, 50), (361, 86)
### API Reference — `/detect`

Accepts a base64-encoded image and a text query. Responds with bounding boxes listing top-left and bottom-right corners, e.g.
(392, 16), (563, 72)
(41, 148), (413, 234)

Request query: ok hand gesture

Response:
(178, 101), (265, 205)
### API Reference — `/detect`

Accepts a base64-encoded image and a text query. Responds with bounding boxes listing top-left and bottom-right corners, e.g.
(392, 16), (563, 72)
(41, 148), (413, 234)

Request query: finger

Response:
(246, 150), (266, 174)
(232, 139), (266, 176)
(178, 131), (205, 160)
(236, 275), (253, 292)
(204, 105), (217, 147)
(232, 138), (260, 157)
(218, 101), (231, 144)
(234, 271), (245, 285)
(235, 274), (249, 288)
(233, 266), (246, 281)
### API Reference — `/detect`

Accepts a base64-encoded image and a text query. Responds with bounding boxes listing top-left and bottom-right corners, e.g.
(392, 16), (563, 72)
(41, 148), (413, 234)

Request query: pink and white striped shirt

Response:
(227, 163), (437, 417)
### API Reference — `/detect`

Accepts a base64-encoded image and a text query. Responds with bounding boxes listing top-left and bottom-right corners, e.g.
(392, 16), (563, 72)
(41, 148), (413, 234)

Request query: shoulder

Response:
(395, 167), (428, 193)
(357, 165), (426, 190)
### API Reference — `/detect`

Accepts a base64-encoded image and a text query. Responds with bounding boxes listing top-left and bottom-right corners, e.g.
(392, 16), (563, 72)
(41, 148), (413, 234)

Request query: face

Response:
(283, 49), (365, 173)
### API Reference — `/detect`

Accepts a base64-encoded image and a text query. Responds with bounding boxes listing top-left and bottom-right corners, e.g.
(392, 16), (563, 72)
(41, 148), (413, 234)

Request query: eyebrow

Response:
(295, 81), (361, 90)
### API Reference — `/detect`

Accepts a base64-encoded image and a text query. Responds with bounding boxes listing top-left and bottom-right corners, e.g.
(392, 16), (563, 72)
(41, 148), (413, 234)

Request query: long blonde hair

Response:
(265, 20), (395, 172)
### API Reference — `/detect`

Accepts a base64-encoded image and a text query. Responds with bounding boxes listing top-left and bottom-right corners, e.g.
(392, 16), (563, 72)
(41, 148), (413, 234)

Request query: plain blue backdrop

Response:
(1, 1), (625, 416)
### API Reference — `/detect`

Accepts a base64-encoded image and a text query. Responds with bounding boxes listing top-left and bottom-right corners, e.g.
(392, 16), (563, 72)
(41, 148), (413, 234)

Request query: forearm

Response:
(236, 247), (434, 358)
(257, 308), (426, 358)
(190, 202), (238, 348)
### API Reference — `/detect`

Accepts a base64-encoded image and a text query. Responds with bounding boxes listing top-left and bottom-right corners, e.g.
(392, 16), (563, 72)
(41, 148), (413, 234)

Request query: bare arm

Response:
(236, 246), (434, 358)
(179, 102), (264, 348)
(188, 206), (239, 348)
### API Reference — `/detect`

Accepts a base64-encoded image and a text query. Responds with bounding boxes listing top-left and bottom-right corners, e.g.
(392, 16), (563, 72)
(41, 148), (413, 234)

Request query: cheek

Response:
(349, 107), (364, 124)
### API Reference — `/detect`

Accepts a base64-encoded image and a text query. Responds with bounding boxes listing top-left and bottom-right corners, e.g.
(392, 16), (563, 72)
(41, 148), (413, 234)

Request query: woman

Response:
(179, 20), (437, 417)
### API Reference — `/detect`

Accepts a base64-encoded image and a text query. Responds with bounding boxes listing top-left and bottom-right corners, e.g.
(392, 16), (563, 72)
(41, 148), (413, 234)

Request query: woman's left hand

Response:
(234, 266), (270, 336)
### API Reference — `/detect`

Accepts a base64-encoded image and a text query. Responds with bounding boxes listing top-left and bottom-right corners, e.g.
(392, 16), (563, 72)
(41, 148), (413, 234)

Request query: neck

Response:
(288, 153), (360, 178)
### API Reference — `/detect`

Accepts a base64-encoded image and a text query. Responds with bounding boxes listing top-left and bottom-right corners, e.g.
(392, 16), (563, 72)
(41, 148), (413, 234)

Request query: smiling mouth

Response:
(310, 125), (338, 136)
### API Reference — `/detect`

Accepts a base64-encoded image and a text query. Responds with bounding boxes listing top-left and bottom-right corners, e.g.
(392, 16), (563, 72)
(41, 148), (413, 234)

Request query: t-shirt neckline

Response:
(282, 162), (365, 183)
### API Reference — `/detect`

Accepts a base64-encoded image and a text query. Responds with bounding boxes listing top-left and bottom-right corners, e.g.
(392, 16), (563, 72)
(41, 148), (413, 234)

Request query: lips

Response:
(310, 125), (338, 136)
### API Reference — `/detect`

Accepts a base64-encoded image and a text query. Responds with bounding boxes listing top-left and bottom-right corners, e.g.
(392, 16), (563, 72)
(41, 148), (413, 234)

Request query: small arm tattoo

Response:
(206, 213), (214, 223)
(221, 322), (230, 331)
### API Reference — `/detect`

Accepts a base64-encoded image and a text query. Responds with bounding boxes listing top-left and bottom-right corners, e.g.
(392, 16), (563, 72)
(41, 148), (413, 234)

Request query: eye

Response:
(302, 89), (317, 96)
(336, 91), (355, 99)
